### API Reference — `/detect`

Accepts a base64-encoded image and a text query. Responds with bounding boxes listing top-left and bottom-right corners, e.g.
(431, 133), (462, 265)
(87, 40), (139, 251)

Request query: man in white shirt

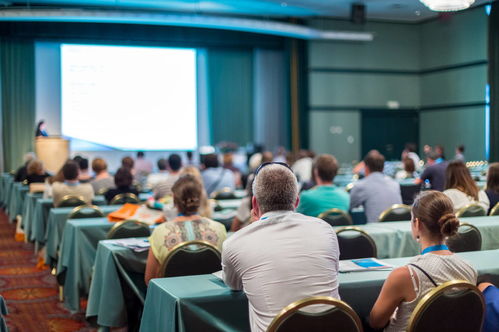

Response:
(145, 158), (169, 190)
(222, 163), (340, 332)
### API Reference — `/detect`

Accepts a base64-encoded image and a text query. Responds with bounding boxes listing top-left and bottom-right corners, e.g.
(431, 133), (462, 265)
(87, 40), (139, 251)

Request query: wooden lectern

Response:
(35, 137), (70, 174)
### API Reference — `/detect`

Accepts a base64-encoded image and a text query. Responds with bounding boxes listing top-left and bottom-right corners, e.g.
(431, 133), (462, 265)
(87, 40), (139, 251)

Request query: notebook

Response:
(339, 258), (393, 272)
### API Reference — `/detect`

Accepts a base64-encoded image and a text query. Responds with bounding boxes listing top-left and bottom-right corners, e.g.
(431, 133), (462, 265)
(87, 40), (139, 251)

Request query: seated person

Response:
(145, 174), (227, 284)
(415, 150), (448, 191)
(291, 150), (314, 183)
(401, 143), (420, 169)
(153, 154), (182, 199)
(222, 163), (340, 332)
(104, 167), (139, 204)
(25, 159), (50, 184)
(201, 153), (235, 196)
(443, 160), (489, 212)
(146, 158), (169, 190)
(52, 161), (94, 207)
(90, 158), (115, 194)
(14, 152), (36, 182)
(370, 191), (477, 331)
(297, 154), (349, 217)
(350, 151), (402, 223)
(230, 175), (254, 232)
(478, 275), (499, 332)
(74, 156), (92, 183)
(395, 157), (417, 180)
(485, 162), (499, 213)
(455, 144), (465, 162)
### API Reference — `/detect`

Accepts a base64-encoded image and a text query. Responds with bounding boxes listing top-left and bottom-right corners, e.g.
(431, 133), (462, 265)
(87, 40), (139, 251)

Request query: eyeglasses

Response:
(254, 162), (292, 176)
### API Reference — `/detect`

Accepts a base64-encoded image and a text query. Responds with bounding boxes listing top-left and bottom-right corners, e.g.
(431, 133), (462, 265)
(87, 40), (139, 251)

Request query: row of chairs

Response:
(58, 193), (140, 207)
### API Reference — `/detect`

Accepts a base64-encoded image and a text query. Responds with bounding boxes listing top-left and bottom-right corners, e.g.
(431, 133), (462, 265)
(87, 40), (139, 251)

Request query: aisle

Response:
(0, 209), (94, 332)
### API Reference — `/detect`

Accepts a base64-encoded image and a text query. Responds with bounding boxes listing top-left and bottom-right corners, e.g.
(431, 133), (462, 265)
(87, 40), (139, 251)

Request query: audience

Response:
(435, 144), (446, 160)
(90, 158), (114, 194)
(104, 167), (139, 204)
(74, 156), (92, 183)
(350, 151), (402, 223)
(153, 154), (182, 199)
(146, 158), (169, 190)
(415, 150), (448, 191)
(370, 191), (477, 331)
(395, 157), (417, 180)
(145, 174), (226, 284)
(443, 160), (489, 212)
(14, 152), (36, 182)
(26, 159), (49, 184)
(230, 175), (254, 232)
(297, 154), (349, 217)
(291, 150), (314, 183)
(201, 153), (235, 196)
(455, 144), (465, 162)
(486, 162), (499, 213)
(401, 142), (420, 168)
(52, 161), (94, 207)
(121, 156), (135, 171)
(134, 151), (153, 186)
(222, 163), (340, 332)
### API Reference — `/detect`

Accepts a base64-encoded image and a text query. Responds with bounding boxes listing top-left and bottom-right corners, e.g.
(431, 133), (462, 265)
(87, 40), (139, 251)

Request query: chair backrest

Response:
(97, 187), (109, 196)
(407, 280), (485, 332)
(489, 202), (499, 216)
(445, 223), (482, 252)
(267, 296), (363, 332)
(455, 203), (487, 218)
(378, 204), (412, 222)
(109, 193), (140, 205)
(400, 184), (421, 205)
(318, 208), (353, 227)
(107, 219), (151, 239)
(160, 240), (221, 278)
(58, 195), (86, 208)
(336, 227), (377, 260)
(68, 205), (105, 219)
(210, 187), (237, 200)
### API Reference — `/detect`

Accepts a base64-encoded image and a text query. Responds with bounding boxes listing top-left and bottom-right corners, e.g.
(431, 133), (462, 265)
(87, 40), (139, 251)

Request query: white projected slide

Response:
(61, 44), (197, 151)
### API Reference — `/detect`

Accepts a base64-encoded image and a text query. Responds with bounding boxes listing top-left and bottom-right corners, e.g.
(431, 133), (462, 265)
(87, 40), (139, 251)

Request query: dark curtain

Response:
(489, 3), (499, 162)
(1, 38), (36, 171)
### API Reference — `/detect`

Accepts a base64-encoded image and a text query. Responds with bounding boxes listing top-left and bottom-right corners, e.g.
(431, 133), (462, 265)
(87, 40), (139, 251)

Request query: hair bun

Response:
(438, 213), (459, 237)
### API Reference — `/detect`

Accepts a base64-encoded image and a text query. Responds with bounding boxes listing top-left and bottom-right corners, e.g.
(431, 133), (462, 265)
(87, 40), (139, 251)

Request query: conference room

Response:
(0, 0), (498, 331)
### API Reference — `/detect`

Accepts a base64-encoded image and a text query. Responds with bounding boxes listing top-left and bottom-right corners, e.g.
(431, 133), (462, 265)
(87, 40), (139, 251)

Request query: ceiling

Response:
(1, 0), (494, 22)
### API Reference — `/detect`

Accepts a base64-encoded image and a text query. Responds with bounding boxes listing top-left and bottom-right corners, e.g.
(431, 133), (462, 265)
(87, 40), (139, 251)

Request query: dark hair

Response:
(445, 160), (479, 200)
(168, 154), (182, 171)
(412, 190), (459, 238)
(405, 143), (417, 153)
(121, 156), (134, 169)
(427, 151), (439, 161)
(172, 174), (202, 216)
(36, 120), (45, 130)
(364, 151), (384, 173)
(157, 158), (167, 171)
(313, 154), (338, 182)
(457, 145), (465, 153)
(403, 157), (416, 173)
(435, 144), (445, 159)
(114, 167), (133, 187)
(137, 151), (145, 158)
(78, 158), (89, 171)
(261, 151), (273, 164)
(203, 154), (219, 168)
(92, 158), (107, 174)
(487, 162), (499, 193)
(186, 151), (193, 159)
(62, 161), (79, 181)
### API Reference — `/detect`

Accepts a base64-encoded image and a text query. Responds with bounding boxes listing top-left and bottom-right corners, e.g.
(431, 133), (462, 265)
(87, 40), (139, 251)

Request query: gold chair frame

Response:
(489, 202), (499, 216)
(68, 204), (104, 219)
(336, 226), (378, 258)
(318, 208), (353, 225)
(59, 195), (86, 207)
(455, 203), (487, 218)
(210, 187), (236, 199)
(446, 222), (482, 251)
(159, 240), (221, 277)
(106, 219), (150, 239)
(267, 296), (363, 332)
(378, 204), (412, 222)
(109, 192), (140, 205)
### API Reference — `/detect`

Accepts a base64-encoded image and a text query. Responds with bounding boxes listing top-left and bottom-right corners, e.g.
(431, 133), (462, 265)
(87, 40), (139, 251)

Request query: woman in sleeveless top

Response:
(370, 191), (477, 331)
(145, 174), (227, 285)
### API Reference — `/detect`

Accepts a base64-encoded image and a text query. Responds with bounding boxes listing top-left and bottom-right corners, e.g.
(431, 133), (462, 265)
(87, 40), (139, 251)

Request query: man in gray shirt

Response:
(350, 151), (402, 223)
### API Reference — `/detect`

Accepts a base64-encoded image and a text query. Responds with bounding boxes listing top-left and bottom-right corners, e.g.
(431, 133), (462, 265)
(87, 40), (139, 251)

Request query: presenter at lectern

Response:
(35, 120), (49, 137)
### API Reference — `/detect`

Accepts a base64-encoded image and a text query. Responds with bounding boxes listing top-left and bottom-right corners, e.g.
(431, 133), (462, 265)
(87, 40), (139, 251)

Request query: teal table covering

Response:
(0, 173), (13, 206)
(0, 295), (7, 332)
(1, 175), (14, 210)
(44, 205), (119, 266)
(7, 182), (28, 221)
(20, 193), (42, 240)
(140, 249), (499, 332)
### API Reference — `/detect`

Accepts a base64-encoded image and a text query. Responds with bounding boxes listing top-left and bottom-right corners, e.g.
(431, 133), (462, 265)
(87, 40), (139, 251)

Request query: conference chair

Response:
(68, 205), (104, 219)
(58, 195), (86, 208)
(400, 183), (421, 205)
(210, 187), (237, 200)
(107, 220), (151, 239)
(96, 187), (109, 196)
(455, 203), (487, 218)
(378, 204), (412, 222)
(406, 280), (485, 332)
(160, 240), (221, 278)
(445, 223), (482, 253)
(109, 193), (140, 205)
(267, 296), (363, 332)
(489, 202), (499, 216)
(318, 208), (353, 227)
(336, 227), (377, 260)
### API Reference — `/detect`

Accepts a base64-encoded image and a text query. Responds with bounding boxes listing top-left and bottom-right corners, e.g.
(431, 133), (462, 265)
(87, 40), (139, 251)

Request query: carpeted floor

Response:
(0, 208), (96, 332)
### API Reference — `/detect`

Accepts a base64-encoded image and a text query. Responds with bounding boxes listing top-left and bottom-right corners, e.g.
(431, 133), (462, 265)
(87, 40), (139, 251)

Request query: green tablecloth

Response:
(20, 193), (42, 240)
(0, 173), (13, 206)
(6, 182), (28, 221)
(44, 205), (119, 266)
(140, 249), (499, 332)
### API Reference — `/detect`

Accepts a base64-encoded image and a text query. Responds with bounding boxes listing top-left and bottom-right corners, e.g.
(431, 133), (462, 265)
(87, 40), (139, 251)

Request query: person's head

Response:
(114, 167), (133, 188)
(27, 159), (44, 176)
(23, 152), (36, 166)
(36, 120), (45, 131)
(172, 174), (203, 216)
(405, 143), (417, 153)
(487, 162), (499, 194)
(252, 163), (298, 216)
(186, 151), (193, 161)
(77, 158), (89, 172)
(179, 166), (203, 183)
(364, 151), (384, 175)
(403, 157), (416, 174)
(411, 191), (459, 242)
(92, 158), (108, 175)
(223, 153), (233, 166)
(261, 151), (274, 164)
(203, 154), (219, 169)
(456, 145), (465, 154)
(445, 160), (479, 200)
(426, 150), (439, 165)
(168, 154), (182, 172)
(313, 154), (338, 184)
(157, 158), (167, 171)
(137, 151), (145, 159)
(435, 145), (445, 159)
(121, 156), (134, 169)
(62, 161), (79, 181)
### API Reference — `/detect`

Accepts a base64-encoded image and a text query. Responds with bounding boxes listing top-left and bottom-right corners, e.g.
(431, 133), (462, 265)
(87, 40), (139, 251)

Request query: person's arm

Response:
(144, 248), (161, 286)
(349, 185), (365, 209)
(416, 167), (430, 185)
(221, 242), (242, 290)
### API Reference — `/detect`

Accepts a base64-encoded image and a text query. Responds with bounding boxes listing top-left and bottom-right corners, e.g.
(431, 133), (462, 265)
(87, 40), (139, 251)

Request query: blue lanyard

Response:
(421, 244), (449, 255)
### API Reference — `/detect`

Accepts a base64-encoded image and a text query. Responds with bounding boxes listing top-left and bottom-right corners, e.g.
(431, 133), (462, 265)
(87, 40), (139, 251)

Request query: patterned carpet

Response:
(0, 209), (96, 332)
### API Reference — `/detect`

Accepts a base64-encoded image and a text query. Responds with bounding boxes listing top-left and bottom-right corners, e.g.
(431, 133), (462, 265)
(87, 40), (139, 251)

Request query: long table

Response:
(140, 250), (499, 332)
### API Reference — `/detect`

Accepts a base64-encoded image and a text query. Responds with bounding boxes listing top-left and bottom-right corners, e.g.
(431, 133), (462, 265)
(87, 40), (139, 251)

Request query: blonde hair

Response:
(27, 159), (44, 175)
(178, 166), (211, 218)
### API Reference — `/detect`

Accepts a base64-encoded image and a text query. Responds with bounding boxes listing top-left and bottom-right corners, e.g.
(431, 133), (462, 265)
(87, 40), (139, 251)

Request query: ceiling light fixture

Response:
(419, 0), (475, 12)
